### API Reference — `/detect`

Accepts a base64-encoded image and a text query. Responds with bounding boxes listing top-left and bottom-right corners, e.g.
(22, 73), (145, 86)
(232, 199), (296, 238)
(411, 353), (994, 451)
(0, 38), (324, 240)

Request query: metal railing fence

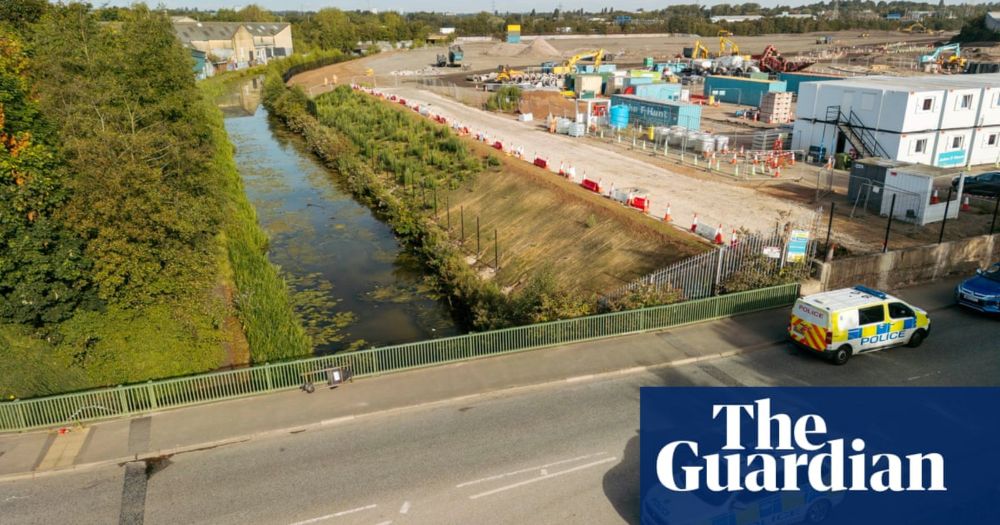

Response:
(0, 284), (799, 432)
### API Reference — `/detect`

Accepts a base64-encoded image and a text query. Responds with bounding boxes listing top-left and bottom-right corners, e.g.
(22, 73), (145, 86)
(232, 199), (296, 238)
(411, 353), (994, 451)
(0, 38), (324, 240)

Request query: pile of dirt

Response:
(486, 42), (528, 57)
(517, 38), (562, 58)
(518, 91), (576, 119)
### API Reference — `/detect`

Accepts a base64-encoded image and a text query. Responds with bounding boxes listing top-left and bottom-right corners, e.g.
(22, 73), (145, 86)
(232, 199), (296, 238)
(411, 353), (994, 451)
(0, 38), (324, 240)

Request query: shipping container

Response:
(632, 83), (682, 102)
(703, 75), (787, 106)
(610, 95), (702, 130)
(777, 71), (847, 95)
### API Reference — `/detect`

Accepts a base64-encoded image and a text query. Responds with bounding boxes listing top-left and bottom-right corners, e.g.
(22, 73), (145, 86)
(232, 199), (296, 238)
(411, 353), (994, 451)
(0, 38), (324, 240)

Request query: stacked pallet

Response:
(759, 91), (793, 124)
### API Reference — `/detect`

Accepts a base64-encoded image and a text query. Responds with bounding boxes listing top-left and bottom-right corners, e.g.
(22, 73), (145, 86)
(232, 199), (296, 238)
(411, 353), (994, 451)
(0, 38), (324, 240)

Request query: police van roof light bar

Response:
(853, 285), (887, 299)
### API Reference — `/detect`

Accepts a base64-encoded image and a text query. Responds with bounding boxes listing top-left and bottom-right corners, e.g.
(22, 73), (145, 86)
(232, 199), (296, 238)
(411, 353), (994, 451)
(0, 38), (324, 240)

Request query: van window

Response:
(888, 302), (915, 319)
(858, 305), (885, 325)
(793, 301), (828, 326)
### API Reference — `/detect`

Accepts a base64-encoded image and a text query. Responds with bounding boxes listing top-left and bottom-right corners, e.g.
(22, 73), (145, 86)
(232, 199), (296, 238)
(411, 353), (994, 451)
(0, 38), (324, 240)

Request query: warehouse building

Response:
(791, 74), (1000, 168)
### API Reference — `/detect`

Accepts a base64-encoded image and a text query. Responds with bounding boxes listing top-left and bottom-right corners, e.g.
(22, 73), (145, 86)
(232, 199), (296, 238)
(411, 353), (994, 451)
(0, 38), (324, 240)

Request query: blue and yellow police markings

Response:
(849, 319), (915, 350)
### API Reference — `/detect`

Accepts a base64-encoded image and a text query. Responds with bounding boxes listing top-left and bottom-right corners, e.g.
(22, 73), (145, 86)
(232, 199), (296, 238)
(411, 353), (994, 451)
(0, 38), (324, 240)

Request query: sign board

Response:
(762, 246), (781, 259)
(937, 149), (966, 167)
(786, 229), (810, 263)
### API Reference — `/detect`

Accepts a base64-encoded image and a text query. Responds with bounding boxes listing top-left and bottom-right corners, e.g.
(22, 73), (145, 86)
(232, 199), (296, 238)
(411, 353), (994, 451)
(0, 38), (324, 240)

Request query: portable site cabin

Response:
(849, 158), (966, 226)
(791, 74), (1000, 168)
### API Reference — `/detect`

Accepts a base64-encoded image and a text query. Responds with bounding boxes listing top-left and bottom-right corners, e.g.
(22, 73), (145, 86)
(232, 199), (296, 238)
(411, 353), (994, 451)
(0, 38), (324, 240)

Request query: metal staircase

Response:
(825, 105), (890, 159)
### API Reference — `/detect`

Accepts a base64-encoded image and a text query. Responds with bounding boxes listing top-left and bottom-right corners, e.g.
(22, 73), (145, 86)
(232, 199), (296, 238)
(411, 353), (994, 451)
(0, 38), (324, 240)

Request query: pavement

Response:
(1, 276), (997, 524)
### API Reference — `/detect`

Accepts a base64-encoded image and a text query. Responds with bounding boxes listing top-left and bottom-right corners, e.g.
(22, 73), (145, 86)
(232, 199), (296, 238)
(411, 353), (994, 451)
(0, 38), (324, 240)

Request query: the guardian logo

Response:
(656, 398), (946, 493)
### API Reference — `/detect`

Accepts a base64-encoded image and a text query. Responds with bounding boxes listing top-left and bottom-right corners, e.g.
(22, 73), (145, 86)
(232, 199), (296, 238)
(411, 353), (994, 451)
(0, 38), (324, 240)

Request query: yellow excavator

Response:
(552, 49), (606, 75)
(690, 40), (712, 60)
(901, 22), (927, 34)
(719, 33), (740, 56)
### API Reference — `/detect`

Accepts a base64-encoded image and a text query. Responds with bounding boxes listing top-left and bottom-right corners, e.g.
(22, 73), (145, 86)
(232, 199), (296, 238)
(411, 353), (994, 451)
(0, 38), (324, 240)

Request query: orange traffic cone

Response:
(714, 224), (724, 245)
(663, 203), (672, 222)
(730, 228), (739, 247)
(961, 195), (971, 211)
(691, 213), (699, 233)
(930, 189), (940, 204)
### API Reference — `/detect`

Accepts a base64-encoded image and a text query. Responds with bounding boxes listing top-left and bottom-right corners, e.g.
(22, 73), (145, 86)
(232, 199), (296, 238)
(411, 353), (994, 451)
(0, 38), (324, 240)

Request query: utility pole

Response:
(883, 194), (897, 253)
(938, 186), (953, 244)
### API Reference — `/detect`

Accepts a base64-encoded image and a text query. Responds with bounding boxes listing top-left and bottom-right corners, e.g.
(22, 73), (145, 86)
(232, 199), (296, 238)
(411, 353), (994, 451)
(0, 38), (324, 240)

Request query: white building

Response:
(987, 12), (1000, 33)
(792, 74), (1000, 168)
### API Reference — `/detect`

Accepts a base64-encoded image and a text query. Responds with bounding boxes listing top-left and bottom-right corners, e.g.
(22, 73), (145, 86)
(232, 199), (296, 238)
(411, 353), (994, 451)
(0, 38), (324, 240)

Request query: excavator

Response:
(718, 30), (740, 56)
(496, 65), (526, 82)
(687, 40), (712, 60)
(552, 49), (607, 75)
(901, 22), (928, 34)
(920, 43), (967, 70)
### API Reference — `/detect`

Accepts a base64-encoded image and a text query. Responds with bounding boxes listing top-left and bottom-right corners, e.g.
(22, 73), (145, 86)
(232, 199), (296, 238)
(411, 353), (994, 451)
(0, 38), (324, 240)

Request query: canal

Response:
(218, 78), (459, 354)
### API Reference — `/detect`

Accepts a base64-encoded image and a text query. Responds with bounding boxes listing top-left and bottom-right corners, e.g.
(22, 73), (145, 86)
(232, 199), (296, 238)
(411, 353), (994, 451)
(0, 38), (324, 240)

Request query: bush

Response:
(485, 86), (522, 113)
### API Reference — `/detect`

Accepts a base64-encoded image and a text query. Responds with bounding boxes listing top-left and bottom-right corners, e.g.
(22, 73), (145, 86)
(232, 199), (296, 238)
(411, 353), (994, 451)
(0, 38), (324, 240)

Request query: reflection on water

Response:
(220, 79), (459, 353)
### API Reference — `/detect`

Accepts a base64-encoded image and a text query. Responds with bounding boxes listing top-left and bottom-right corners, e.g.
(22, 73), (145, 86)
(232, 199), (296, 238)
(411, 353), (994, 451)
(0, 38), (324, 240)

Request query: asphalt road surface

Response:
(2, 298), (997, 525)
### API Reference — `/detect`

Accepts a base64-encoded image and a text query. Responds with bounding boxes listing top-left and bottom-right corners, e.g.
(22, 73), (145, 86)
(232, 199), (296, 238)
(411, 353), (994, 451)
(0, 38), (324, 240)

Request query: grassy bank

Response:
(263, 74), (706, 328)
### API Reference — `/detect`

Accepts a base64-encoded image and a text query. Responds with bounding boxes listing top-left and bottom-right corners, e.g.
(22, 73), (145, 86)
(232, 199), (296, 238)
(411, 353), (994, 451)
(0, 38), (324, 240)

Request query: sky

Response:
(117, 0), (978, 13)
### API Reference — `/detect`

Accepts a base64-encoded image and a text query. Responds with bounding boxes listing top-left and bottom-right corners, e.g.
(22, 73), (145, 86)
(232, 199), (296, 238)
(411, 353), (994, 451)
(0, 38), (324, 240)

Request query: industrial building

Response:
(173, 21), (293, 72)
(848, 158), (965, 226)
(791, 73), (1000, 168)
(610, 95), (702, 130)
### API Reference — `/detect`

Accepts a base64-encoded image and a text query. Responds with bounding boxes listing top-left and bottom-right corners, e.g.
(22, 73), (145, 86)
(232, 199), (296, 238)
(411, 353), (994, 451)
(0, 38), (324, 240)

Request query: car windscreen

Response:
(984, 264), (1000, 282)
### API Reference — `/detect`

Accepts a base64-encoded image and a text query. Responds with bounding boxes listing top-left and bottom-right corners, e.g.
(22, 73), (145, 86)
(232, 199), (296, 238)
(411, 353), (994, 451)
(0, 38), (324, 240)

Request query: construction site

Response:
(289, 28), (1000, 294)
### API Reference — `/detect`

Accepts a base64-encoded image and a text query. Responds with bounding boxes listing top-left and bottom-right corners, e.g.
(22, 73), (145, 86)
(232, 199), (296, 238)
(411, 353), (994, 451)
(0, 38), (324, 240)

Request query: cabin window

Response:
(858, 305), (885, 325)
(958, 94), (973, 110)
(987, 134), (998, 147)
(913, 138), (927, 153)
(951, 136), (964, 150)
(919, 97), (934, 112)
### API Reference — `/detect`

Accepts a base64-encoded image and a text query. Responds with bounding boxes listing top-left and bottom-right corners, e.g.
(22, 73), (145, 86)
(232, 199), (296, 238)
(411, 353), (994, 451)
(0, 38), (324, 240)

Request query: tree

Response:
(0, 31), (92, 325)
(299, 8), (357, 52)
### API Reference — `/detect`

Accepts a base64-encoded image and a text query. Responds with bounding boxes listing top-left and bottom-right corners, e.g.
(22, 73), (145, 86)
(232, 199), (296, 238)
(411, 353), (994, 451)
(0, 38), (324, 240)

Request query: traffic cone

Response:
(558, 162), (565, 176)
(930, 189), (940, 204)
(773, 166), (780, 178)
(713, 224), (724, 245)
(730, 228), (739, 247)
(961, 195), (971, 211)
(691, 213), (699, 233)
(663, 203), (672, 222)
(730, 152), (738, 164)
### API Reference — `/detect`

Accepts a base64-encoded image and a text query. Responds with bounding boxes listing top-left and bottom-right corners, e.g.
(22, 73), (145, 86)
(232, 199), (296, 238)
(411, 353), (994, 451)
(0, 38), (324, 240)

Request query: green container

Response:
(643, 57), (654, 68)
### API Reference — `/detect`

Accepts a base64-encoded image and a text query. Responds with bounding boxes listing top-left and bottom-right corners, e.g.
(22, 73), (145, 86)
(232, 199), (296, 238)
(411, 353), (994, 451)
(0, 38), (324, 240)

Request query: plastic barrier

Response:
(581, 178), (601, 193)
(533, 157), (548, 169)
(493, 141), (504, 150)
(629, 196), (650, 213)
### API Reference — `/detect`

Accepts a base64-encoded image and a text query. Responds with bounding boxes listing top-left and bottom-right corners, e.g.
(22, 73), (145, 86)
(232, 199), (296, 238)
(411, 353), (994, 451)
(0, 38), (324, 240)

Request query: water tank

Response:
(609, 105), (630, 129)
(714, 135), (730, 152)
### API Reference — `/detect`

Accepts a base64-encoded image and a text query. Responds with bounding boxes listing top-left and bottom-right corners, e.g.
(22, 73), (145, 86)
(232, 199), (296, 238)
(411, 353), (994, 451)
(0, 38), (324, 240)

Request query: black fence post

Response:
(476, 216), (481, 257)
(494, 229), (499, 271)
(883, 194), (896, 253)
(460, 206), (465, 242)
(938, 186), (953, 244)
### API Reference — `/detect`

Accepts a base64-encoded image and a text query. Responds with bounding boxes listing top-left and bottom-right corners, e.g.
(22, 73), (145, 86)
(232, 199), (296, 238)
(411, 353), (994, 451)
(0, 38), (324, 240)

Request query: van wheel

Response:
(831, 345), (852, 365)
(907, 329), (927, 348)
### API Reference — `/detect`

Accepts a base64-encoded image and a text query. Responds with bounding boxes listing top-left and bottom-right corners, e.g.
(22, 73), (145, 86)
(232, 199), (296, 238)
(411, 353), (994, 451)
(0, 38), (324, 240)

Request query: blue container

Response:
(703, 75), (787, 106)
(633, 83), (681, 102)
(609, 105), (630, 129)
(610, 95), (701, 130)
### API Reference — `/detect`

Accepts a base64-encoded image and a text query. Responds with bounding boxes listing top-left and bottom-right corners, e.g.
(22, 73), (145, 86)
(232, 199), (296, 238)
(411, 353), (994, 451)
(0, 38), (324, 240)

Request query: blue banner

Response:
(640, 388), (1000, 525)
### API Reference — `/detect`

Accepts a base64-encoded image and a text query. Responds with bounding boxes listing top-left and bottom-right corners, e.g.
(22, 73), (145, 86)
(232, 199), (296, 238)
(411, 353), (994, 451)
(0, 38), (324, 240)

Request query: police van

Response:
(788, 286), (930, 365)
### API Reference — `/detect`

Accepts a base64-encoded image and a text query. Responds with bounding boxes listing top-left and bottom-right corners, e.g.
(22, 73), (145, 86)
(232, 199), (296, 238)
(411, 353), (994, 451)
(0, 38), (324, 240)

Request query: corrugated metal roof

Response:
(173, 22), (289, 43)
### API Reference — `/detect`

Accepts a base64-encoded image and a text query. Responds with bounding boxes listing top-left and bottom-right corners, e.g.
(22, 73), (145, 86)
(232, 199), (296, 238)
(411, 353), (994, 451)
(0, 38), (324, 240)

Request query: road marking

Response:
(35, 427), (91, 471)
(288, 504), (377, 525)
(468, 457), (617, 500)
(456, 452), (608, 488)
(399, 501), (410, 514)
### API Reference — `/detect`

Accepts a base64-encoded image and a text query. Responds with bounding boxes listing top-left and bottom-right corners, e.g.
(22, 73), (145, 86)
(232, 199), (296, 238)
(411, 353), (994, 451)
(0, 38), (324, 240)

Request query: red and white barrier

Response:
(930, 189), (940, 204)
(961, 195), (972, 211)
(663, 203), (672, 223)
(691, 213), (699, 233)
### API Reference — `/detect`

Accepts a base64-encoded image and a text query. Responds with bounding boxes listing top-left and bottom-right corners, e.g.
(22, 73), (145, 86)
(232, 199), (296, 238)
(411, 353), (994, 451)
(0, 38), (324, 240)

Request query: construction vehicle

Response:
(901, 22), (928, 34)
(816, 36), (833, 45)
(448, 45), (464, 66)
(920, 43), (967, 69)
(685, 41), (712, 60)
(753, 45), (814, 73)
(552, 49), (607, 75)
(719, 33), (740, 56)
(435, 54), (448, 67)
(496, 65), (526, 82)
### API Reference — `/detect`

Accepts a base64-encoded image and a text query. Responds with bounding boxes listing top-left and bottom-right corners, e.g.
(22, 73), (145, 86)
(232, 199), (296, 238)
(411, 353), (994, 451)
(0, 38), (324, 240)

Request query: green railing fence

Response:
(0, 283), (799, 432)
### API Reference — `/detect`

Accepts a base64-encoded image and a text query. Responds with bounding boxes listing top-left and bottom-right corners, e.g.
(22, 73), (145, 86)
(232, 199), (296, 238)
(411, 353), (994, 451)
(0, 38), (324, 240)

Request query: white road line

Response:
(468, 457), (618, 500)
(399, 501), (411, 514)
(455, 452), (608, 488)
(288, 504), (378, 525)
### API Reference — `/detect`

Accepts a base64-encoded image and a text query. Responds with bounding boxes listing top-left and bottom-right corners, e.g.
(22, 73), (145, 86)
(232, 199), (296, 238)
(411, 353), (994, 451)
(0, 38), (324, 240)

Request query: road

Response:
(2, 281), (997, 525)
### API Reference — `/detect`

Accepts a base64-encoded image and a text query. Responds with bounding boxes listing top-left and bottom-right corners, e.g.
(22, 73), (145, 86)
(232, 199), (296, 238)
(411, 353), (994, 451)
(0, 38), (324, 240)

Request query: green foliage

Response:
(952, 15), (1000, 43)
(600, 283), (685, 313)
(29, 5), (223, 306)
(720, 256), (810, 294)
(485, 86), (523, 113)
(0, 30), (93, 325)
